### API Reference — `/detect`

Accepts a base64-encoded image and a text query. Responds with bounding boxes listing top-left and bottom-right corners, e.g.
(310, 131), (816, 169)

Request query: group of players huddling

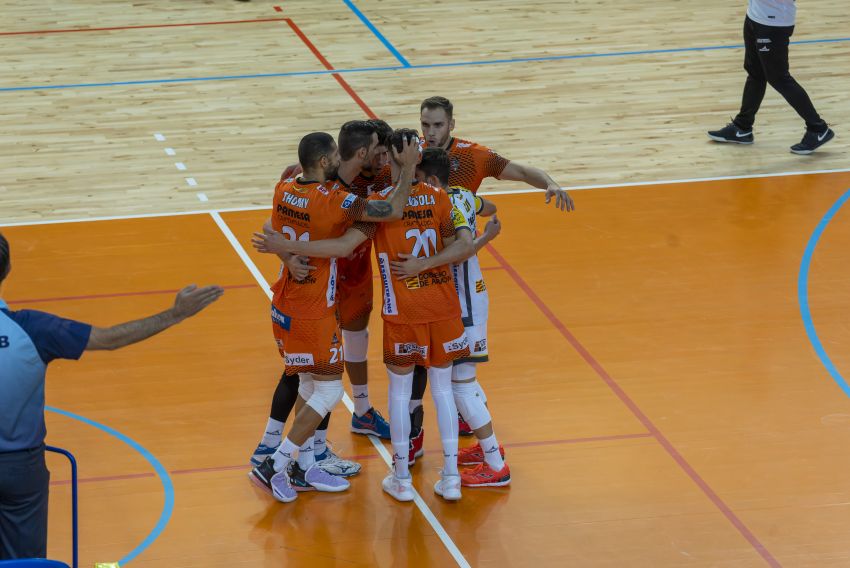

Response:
(248, 96), (574, 503)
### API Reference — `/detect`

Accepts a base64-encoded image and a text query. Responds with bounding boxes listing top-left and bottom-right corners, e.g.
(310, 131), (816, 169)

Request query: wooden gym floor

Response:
(1, 1), (849, 566)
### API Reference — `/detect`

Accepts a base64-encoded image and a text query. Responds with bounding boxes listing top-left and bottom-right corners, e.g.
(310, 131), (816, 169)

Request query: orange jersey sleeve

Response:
(445, 137), (510, 194)
(270, 178), (367, 319)
(369, 182), (465, 324)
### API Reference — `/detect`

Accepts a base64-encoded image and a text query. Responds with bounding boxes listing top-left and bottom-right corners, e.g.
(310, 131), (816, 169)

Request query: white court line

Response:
(4, 166), (850, 228)
(164, 148), (176, 156)
(175, 162), (187, 171)
(185, 177), (197, 187)
(208, 211), (471, 568)
(153, 133), (166, 141)
(196, 193), (209, 202)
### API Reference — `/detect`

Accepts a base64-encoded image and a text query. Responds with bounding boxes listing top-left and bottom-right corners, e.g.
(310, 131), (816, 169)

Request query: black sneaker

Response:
(249, 456), (277, 495)
(707, 122), (754, 144)
(790, 127), (834, 155)
(287, 462), (315, 492)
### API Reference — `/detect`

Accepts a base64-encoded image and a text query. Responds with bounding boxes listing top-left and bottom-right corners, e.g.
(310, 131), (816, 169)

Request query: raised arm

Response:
(359, 134), (420, 222)
(498, 161), (574, 212)
(87, 285), (223, 351)
(253, 226), (369, 259)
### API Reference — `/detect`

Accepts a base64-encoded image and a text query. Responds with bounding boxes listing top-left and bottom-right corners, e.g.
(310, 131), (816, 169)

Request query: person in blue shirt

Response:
(0, 232), (223, 560)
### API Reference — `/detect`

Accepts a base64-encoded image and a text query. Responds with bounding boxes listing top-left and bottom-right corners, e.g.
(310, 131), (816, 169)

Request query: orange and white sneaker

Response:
(460, 462), (511, 487)
(457, 443), (505, 466)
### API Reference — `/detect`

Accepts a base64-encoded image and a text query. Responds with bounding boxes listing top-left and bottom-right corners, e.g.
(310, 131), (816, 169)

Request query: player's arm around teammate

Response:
(252, 133), (422, 258)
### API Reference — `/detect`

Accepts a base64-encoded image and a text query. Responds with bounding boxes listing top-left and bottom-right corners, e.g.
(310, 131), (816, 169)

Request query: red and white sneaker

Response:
(457, 442), (505, 466)
(409, 428), (425, 465)
(458, 413), (474, 436)
(460, 462), (511, 487)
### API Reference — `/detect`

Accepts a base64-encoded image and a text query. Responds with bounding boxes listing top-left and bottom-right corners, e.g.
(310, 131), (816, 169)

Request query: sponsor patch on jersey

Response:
(395, 343), (428, 357)
(475, 279), (486, 293)
(341, 194), (357, 209)
(473, 338), (488, 353)
(451, 206), (470, 230)
(271, 305), (291, 331)
(443, 334), (470, 354)
(457, 142), (472, 149)
(285, 352), (315, 366)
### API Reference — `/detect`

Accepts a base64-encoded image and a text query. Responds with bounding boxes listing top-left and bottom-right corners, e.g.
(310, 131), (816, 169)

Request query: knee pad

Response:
(306, 380), (344, 417)
(428, 366), (453, 397)
(342, 328), (369, 363)
(297, 373), (314, 400)
(452, 362), (477, 382)
(452, 380), (491, 431)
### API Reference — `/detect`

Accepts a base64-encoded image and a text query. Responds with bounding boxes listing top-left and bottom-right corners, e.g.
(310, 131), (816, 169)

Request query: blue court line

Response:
(1, 36), (848, 92)
(798, 188), (850, 397)
(46, 405), (174, 566)
(342, 0), (410, 67)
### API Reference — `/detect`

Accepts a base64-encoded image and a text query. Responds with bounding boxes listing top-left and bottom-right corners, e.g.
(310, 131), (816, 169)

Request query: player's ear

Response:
(449, 118), (455, 132)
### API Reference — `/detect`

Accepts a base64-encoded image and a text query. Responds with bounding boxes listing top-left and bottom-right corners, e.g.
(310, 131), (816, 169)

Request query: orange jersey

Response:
(362, 182), (471, 324)
(345, 165), (393, 198)
(270, 177), (367, 320)
(444, 137), (510, 194)
(333, 165), (394, 310)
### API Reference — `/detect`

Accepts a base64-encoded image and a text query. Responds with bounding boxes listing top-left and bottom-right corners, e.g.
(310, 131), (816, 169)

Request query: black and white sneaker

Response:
(790, 127), (834, 155)
(707, 122), (754, 144)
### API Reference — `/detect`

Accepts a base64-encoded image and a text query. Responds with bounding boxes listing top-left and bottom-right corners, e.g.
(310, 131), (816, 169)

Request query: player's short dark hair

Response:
(338, 120), (376, 161)
(417, 147), (451, 188)
(0, 232), (10, 284)
(367, 119), (393, 148)
(298, 132), (336, 169)
(420, 96), (453, 119)
(388, 128), (420, 155)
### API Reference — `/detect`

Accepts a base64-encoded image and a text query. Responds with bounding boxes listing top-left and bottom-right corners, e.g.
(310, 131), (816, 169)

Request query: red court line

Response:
(0, 18), (288, 37)
(284, 18), (377, 119)
(50, 472), (155, 486)
(7, 283), (256, 305)
(485, 243), (780, 567)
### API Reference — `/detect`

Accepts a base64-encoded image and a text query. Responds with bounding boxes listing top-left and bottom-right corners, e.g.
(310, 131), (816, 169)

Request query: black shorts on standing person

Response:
(708, 1), (834, 155)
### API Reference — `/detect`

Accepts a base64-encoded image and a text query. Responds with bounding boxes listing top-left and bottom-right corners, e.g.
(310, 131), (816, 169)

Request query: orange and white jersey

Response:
(361, 182), (471, 324)
(436, 137), (510, 194)
(270, 177), (367, 320)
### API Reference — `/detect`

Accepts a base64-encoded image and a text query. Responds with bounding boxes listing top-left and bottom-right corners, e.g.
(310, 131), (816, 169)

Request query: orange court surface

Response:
(2, 1), (849, 567)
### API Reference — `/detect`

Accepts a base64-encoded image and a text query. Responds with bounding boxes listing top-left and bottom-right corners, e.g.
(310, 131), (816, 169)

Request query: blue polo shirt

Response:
(0, 299), (92, 452)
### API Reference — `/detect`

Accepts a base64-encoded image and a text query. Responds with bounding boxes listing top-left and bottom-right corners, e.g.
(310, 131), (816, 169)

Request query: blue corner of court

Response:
(46, 406), (174, 565)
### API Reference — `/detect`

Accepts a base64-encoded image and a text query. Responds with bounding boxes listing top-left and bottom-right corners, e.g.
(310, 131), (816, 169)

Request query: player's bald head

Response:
(0, 232), (10, 285)
(298, 132), (336, 169)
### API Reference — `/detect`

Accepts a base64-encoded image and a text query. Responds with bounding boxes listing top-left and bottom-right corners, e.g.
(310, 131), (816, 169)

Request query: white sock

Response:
(387, 368), (414, 478)
(314, 429), (328, 456)
(479, 433), (505, 471)
(409, 399), (423, 414)
(272, 438), (299, 473)
(352, 384), (371, 417)
(428, 366), (459, 476)
(297, 436), (315, 470)
(261, 418), (284, 448)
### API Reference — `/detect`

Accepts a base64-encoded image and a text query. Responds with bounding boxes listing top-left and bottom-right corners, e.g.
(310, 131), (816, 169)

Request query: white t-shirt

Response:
(747, 0), (796, 27)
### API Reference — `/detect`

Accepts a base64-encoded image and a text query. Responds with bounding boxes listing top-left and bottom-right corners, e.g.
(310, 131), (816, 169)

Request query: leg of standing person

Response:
(0, 447), (50, 560)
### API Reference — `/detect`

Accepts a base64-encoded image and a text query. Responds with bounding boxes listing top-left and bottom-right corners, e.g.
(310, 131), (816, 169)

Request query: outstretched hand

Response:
(173, 285), (224, 320)
(545, 186), (575, 212)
